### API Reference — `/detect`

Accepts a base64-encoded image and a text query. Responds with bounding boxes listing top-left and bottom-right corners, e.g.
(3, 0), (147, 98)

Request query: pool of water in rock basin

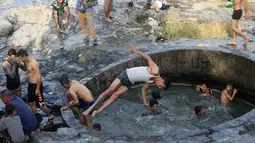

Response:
(91, 85), (253, 137)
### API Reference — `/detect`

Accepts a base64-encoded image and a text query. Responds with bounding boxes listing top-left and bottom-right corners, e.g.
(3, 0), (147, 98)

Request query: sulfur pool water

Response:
(91, 85), (253, 137)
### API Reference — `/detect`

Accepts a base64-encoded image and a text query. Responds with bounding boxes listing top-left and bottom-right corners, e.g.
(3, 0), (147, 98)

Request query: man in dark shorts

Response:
(59, 77), (95, 127)
(83, 44), (170, 117)
(52, 0), (70, 38)
(2, 49), (26, 97)
(228, 0), (249, 46)
(17, 49), (54, 124)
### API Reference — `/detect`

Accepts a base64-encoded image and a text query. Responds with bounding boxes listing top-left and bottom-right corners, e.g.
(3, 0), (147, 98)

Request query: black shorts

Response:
(232, 9), (242, 20)
(117, 70), (133, 89)
(27, 83), (45, 108)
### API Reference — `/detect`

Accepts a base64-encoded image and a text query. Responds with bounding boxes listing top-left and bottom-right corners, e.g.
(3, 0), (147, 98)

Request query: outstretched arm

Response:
(130, 44), (159, 75)
(61, 89), (79, 110)
(16, 59), (26, 71)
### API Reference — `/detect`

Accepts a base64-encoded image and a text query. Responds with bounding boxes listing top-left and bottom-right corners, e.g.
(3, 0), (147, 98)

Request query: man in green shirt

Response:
(52, 0), (70, 38)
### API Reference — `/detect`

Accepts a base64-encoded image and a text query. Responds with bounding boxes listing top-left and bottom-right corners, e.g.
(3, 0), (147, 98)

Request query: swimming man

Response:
(83, 44), (170, 117)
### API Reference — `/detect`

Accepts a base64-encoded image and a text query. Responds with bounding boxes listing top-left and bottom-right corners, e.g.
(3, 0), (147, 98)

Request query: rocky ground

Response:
(0, 0), (255, 142)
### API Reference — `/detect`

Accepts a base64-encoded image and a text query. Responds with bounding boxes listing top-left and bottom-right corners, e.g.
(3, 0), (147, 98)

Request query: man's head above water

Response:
(226, 80), (236, 92)
(59, 76), (71, 89)
(194, 106), (206, 116)
(149, 99), (159, 113)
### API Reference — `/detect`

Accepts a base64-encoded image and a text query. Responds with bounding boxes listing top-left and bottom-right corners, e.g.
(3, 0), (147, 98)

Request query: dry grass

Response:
(163, 20), (232, 41)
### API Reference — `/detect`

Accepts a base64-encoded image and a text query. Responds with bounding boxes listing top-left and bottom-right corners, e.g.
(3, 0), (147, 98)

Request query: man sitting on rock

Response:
(221, 81), (238, 104)
(0, 103), (25, 143)
(83, 44), (170, 117)
(52, 0), (70, 38)
(2, 49), (26, 97)
(59, 77), (95, 128)
(0, 90), (38, 135)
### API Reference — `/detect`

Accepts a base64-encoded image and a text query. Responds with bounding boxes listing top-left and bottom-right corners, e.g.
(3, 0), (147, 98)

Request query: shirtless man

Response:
(2, 49), (26, 96)
(228, 0), (249, 46)
(59, 77), (95, 127)
(221, 81), (238, 104)
(17, 49), (54, 123)
(83, 44), (170, 117)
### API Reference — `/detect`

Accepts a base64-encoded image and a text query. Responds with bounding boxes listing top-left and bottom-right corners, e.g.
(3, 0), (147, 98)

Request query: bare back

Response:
(69, 81), (94, 102)
(233, 0), (242, 10)
(26, 57), (41, 84)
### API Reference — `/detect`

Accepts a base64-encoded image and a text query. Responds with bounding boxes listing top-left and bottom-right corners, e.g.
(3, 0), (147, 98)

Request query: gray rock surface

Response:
(0, 19), (13, 37)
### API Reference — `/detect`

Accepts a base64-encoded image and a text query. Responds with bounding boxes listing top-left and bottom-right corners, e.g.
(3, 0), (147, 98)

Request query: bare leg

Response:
(84, 115), (91, 128)
(92, 86), (128, 117)
(29, 102), (37, 113)
(71, 106), (81, 119)
(41, 106), (54, 119)
(105, 0), (112, 22)
(228, 19), (248, 45)
(83, 78), (122, 115)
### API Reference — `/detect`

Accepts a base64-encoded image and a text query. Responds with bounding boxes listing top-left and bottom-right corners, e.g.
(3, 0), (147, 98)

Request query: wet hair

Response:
(93, 123), (101, 131)
(227, 80), (236, 88)
(17, 49), (28, 57)
(8, 49), (17, 56)
(163, 77), (171, 90)
(194, 106), (203, 115)
(152, 91), (161, 99)
(149, 99), (159, 107)
(59, 76), (70, 85)
(5, 103), (16, 115)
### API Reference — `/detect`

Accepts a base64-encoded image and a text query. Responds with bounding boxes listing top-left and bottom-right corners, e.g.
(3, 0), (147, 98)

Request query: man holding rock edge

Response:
(83, 44), (170, 117)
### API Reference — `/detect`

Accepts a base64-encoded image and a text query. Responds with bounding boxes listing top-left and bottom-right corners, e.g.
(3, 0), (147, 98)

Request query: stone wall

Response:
(82, 49), (255, 104)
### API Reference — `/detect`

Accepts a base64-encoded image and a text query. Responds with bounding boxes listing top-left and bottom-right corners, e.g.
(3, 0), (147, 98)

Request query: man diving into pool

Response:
(83, 44), (170, 117)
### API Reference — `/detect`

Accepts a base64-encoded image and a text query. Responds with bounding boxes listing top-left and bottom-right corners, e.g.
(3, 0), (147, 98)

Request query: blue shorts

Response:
(78, 99), (95, 115)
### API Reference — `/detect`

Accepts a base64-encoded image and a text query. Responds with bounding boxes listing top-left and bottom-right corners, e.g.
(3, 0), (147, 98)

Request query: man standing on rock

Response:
(17, 49), (54, 124)
(59, 77), (95, 127)
(52, 0), (70, 38)
(2, 49), (26, 97)
(75, 0), (98, 45)
(228, 0), (249, 46)
(83, 44), (170, 117)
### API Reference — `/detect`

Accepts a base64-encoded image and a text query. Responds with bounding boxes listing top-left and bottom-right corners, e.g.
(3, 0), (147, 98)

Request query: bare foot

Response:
(227, 42), (236, 46)
(92, 111), (98, 117)
(244, 37), (249, 45)
(105, 18), (112, 22)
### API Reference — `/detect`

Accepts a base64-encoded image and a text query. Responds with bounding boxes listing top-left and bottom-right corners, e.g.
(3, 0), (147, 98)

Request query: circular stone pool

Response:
(92, 85), (253, 137)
